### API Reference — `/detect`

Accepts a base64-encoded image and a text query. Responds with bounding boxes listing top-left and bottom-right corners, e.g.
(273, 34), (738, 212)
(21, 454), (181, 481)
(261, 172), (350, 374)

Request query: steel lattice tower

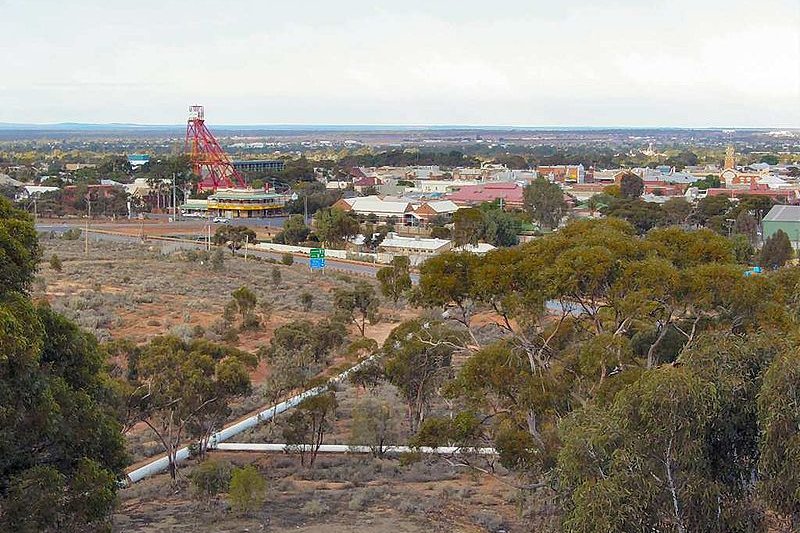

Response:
(185, 105), (247, 191)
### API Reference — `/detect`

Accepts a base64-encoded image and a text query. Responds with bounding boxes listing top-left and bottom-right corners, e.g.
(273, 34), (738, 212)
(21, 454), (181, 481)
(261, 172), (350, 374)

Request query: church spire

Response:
(724, 145), (736, 170)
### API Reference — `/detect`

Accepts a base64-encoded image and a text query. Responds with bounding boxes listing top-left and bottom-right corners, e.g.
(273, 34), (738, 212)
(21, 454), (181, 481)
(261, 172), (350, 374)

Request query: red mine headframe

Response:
(185, 105), (247, 191)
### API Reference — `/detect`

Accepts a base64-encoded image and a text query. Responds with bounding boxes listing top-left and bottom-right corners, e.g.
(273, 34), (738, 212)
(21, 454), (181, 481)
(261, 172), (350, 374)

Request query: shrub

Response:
(472, 511), (506, 532)
(241, 313), (261, 331)
(169, 323), (197, 342)
(49, 254), (63, 272)
(347, 487), (382, 511)
(300, 498), (329, 517)
(62, 227), (82, 240)
(430, 226), (451, 239)
(299, 291), (313, 312)
(259, 300), (273, 321)
(281, 253), (294, 266)
(210, 248), (225, 271)
(228, 465), (266, 515)
(271, 266), (282, 288)
(190, 460), (232, 501)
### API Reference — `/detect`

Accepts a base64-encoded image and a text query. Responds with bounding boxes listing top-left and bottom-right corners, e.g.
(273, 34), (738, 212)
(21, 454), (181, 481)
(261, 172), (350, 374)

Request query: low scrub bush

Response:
(300, 498), (329, 517)
(190, 460), (232, 501)
(228, 465), (267, 515)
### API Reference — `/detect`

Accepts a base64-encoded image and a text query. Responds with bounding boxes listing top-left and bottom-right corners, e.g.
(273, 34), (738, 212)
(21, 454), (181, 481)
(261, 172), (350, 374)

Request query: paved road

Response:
(37, 222), (393, 279)
(138, 213), (291, 230)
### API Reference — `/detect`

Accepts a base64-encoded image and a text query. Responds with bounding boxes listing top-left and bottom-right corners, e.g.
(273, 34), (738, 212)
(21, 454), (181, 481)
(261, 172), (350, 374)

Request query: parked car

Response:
(213, 217), (230, 224)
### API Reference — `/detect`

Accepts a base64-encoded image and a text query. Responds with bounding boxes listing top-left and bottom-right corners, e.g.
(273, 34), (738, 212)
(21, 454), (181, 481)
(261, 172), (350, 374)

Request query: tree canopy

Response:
(523, 177), (568, 230)
(0, 197), (126, 530)
(399, 217), (800, 528)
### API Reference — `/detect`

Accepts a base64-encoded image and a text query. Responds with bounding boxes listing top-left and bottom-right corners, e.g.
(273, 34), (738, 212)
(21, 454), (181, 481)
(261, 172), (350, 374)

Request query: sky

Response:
(1, 0), (799, 127)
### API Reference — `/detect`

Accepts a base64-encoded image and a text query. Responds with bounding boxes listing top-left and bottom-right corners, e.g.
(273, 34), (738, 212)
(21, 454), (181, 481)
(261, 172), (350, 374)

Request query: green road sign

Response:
(310, 248), (326, 259)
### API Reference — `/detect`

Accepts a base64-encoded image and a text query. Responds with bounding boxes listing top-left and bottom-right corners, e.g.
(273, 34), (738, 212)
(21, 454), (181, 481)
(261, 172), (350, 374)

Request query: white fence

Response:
(253, 242), (379, 263)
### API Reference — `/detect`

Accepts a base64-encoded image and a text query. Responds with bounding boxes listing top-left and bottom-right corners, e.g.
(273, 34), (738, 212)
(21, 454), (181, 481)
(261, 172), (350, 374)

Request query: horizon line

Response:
(1, 121), (799, 131)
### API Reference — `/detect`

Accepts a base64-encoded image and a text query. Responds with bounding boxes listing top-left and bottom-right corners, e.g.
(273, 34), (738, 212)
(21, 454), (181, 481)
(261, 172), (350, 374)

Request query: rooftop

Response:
(210, 188), (284, 201)
(379, 232), (451, 251)
(342, 196), (412, 215)
(447, 182), (524, 205)
(764, 205), (800, 222)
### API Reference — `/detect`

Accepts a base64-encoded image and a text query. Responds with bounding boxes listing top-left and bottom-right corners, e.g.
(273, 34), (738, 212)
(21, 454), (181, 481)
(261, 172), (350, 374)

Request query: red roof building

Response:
(446, 182), (525, 209)
(706, 184), (800, 204)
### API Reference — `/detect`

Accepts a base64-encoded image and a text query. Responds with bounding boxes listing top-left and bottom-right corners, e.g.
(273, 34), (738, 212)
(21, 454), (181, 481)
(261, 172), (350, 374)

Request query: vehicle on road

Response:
(212, 217), (230, 224)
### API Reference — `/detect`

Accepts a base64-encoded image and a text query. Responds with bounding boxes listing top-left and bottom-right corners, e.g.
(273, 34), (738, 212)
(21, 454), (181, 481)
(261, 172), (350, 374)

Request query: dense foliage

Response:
(0, 197), (127, 531)
(405, 217), (800, 530)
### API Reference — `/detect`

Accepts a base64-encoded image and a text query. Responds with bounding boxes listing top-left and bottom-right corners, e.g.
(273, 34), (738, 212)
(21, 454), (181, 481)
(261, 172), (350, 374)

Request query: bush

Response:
(169, 323), (197, 342)
(299, 291), (313, 312)
(190, 460), (232, 501)
(62, 228), (82, 240)
(228, 465), (267, 515)
(259, 300), (273, 321)
(241, 313), (261, 331)
(210, 248), (225, 271)
(281, 253), (294, 266)
(430, 226), (451, 239)
(300, 498), (329, 517)
(271, 266), (282, 288)
(347, 487), (382, 511)
(472, 511), (506, 532)
(49, 254), (63, 272)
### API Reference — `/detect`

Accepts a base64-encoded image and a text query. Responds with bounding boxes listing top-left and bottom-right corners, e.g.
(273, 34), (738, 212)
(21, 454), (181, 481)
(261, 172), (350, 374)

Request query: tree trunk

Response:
(665, 439), (685, 533)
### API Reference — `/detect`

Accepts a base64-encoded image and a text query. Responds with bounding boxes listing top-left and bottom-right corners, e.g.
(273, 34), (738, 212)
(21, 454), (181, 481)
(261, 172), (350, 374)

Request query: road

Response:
(37, 222), (391, 279)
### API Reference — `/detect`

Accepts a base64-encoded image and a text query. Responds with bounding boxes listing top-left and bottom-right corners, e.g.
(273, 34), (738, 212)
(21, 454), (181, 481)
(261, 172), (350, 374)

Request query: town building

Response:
(332, 196), (411, 222)
(762, 205), (800, 249)
(64, 163), (97, 172)
(406, 166), (444, 180)
(377, 233), (452, 265)
(232, 160), (285, 173)
(704, 184), (800, 204)
(16, 185), (59, 201)
(446, 182), (525, 209)
(537, 164), (586, 184)
(62, 184), (123, 204)
(180, 188), (288, 218)
(332, 196), (459, 225)
(409, 179), (483, 194)
(127, 154), (150, 168)
(353, 176), (381, 193)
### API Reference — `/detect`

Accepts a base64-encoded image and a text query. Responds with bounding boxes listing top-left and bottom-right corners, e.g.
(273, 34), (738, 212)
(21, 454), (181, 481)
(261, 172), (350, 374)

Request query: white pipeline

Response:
(214, 442), (498, 455)
(124, 356), (376, 484)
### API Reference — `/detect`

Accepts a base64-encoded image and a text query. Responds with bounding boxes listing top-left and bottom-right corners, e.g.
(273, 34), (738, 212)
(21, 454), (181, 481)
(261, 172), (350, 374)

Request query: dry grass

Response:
(38, 237), (533, 531)
(115, 451), (527, 532)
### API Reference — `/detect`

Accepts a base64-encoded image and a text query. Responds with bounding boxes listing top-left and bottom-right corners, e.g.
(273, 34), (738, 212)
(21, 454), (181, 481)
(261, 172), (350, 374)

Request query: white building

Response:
(16, 185), (59, 201)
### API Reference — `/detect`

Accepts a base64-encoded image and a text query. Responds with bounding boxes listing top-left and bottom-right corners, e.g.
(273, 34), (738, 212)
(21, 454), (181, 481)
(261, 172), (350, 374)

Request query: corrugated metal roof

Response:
(379, 233), (450, 251)
(344, 196), (411, 214)
(763, 205), (800, 222)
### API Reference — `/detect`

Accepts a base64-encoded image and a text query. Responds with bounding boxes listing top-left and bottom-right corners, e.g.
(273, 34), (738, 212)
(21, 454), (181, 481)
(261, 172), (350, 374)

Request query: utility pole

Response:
(244, 234), (249, 261)
(304, 193), (308, 225)
(172, 172), (176, 222)
(84, 198), (91, 256)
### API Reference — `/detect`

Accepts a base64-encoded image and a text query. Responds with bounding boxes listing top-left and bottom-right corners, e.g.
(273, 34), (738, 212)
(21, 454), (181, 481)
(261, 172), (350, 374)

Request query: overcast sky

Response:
(1, 0), (799, 127)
